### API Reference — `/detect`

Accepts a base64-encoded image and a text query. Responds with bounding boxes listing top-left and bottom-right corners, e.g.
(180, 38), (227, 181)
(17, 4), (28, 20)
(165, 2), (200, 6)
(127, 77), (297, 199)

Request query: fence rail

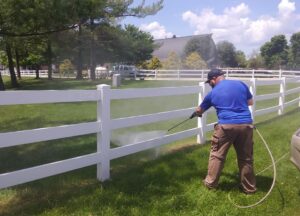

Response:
(137, 69), (300, 80)
(0, 77), (300, 189)
(1, 68), (300, 80)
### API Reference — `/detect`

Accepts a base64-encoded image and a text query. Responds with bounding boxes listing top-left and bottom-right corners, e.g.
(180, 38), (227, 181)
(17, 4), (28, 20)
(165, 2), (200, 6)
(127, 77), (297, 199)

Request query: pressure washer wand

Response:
(167, 112), (200, 132)
(167, 118), (190, 132)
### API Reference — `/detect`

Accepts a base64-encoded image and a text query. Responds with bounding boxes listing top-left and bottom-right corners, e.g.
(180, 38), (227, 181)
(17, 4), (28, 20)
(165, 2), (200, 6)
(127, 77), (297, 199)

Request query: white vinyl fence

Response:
(137, 69), (300, 80)
(2, 68), (300, 80)
(1, 69), (48, 77)
(0, 77), (300, 189)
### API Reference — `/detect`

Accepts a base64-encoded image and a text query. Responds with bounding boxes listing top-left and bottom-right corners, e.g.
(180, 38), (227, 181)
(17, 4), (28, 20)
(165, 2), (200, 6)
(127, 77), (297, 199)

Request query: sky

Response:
(123, 0), (300, 57)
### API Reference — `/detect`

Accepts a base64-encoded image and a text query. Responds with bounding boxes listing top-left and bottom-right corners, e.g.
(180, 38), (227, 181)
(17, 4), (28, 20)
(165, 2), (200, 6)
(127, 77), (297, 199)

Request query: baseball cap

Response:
(205, 69), (225, 83)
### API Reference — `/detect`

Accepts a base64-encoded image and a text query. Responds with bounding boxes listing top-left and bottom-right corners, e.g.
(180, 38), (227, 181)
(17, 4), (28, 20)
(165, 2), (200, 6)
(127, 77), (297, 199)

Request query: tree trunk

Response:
(0, 72), (5, 91)
(15, 49), (21, 79)
(47, 39), (53, 80)
(89, 19), (96, 80)
(76, 24), (83, 80)
(35, 65), (40, 79)
(5, 41), (19, 88)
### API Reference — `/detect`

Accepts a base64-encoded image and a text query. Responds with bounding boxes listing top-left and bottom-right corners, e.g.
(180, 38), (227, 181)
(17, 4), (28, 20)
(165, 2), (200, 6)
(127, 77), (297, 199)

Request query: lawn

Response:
(0, 77), (300, 216)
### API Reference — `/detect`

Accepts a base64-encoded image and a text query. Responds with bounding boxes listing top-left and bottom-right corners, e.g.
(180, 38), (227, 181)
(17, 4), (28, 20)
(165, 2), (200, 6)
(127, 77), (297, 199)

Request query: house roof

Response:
(153, 34), (217, 67)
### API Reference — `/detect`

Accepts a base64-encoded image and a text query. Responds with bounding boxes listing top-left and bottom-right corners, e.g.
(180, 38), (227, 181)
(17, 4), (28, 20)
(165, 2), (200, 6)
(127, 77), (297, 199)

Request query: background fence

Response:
(1, 68), (300, 80)
(0, 77), (299, 189)
(137, 69), (300, 80)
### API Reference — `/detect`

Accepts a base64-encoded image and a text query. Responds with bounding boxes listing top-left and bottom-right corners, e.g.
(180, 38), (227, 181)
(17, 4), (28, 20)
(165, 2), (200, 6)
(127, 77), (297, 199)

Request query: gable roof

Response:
(153, 34), (217, 67)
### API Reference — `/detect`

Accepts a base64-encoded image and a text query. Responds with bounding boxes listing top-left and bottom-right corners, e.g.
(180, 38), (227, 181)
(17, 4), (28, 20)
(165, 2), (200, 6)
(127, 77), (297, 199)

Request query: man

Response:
(194, 68), (256, 194)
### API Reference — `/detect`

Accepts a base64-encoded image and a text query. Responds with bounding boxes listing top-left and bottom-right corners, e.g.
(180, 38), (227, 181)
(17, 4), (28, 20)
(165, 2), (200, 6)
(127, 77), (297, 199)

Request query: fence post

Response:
(155, 70), (157, 80)
(249, 78), (256, 122)
(279, 68), (282, 78)
(298, 79), (300, 106)
(177, 69), (180, 80)
(252, 69), (255, 78)
(197, 81), (207, 144)
(201, 69), (204, 81)
(226, 68), (229, 78)
(97, 84), (111, 181)
(278, 77), (286, 115)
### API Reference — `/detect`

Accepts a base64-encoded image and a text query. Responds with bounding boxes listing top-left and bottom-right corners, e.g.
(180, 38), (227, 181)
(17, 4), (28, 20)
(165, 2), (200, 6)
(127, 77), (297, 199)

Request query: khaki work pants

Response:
(204, 124), (257, 193)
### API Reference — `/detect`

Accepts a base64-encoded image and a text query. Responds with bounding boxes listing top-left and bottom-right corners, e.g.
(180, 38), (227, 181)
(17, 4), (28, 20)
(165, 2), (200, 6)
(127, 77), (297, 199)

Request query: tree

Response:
(162, 52), (182, 69)
(0, 0), (164, 83)
(235, 50), (247, 68)
(0, 72), (4, 90)
(148, 56), (162, 69)
(4, 39), (19, 87)
(23, 53), (45, 79)
(216, 41), (237, 67)
(289, 32), (300, 69)
(183, 36), (217, 68)
(74, 0), (163, 80)
(59, 59), (75, 77)
(184, 52), (207, 69)
(123, 24), (154, 65)
(247, 51), (264, 69)
(260, 35), (288, 69)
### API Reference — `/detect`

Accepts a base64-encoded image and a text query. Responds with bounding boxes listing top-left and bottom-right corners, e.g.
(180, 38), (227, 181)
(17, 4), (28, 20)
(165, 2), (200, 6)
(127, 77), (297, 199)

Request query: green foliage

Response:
(184, 52), (207, 69)
(235, 50), (247, 68)
(124, 24), (155, 64)
(216, 41), (238, 67)
(183, 36), (217, 67)
(247, 52), (265, 69)
(59, 59), (75, 76)
(289, 32), (300, 69)
(162, 52), (182, 69)
(0, 0), (163, 80)
(0, 51), (8, 66)
(147, 56), (163, 69)
(260, 35), (288, 69)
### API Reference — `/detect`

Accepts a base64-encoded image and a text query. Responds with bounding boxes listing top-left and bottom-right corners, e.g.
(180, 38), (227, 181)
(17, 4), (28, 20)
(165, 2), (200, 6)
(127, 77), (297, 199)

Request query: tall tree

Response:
(216, 41), (237, 67)
(289, 32), (300, 69)
(260, 35), (288, 69)
(5, 40), (19, 87)
(183, 35), (217, 68)
(0, 0), (164, 83)
(74, 0), (163, 80)
(120, 24), (154, 64)
(0, 70), (4, 90)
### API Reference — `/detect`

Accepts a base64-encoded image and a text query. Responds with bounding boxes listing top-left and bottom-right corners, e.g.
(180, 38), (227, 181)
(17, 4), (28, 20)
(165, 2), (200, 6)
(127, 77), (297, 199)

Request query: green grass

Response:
(0, 77), (300, 216)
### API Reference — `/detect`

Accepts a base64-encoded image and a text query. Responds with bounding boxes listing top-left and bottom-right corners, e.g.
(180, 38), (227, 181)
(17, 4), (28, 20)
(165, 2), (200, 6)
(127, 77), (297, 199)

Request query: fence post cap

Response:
(97, 84), (110, 89)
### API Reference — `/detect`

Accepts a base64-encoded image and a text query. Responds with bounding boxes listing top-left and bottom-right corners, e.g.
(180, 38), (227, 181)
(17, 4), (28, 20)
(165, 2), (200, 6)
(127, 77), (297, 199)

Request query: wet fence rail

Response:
(0, 77), (299, 189)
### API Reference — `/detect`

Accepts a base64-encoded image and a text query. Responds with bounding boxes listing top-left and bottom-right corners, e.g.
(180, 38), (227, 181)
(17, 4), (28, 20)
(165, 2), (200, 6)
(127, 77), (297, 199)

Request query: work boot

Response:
(203, 180), (217, 190)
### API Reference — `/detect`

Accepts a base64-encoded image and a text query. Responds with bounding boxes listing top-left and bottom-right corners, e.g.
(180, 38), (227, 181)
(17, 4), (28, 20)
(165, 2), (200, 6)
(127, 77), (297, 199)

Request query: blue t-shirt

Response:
(200, 80), (253, 124)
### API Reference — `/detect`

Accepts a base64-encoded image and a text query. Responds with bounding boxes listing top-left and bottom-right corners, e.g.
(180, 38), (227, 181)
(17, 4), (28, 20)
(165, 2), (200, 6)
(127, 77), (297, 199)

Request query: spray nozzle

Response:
(189, 111), (202, 119)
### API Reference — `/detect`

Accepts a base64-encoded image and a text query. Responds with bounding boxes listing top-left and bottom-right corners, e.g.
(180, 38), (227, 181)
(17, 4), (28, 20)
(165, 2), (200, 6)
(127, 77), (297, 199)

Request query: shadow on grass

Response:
(218, 172), (274, 193)
(0, 135), (97, 173)
(0, 145), (206, 216)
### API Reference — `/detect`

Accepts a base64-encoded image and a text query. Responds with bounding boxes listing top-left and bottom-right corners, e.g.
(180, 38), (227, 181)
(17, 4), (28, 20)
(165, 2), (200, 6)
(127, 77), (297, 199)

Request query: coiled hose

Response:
(228, 127), (280, 208)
